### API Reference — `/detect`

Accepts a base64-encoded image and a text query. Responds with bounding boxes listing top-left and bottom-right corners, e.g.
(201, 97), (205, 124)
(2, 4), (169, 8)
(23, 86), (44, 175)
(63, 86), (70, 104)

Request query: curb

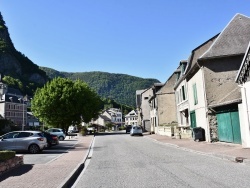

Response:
(59, 135), (95, 188)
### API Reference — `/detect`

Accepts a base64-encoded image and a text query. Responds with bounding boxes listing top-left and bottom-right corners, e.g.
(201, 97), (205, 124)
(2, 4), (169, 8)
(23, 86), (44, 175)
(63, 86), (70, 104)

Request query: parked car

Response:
(0, 131), (47, 154)
(68, 125), (78, 133)
(42, 131), (59, 148)
(46, 128), (66, 141)
(125, 125), (132, 133)
(87, 127), (96, 135)
(130, 126), (143, 136)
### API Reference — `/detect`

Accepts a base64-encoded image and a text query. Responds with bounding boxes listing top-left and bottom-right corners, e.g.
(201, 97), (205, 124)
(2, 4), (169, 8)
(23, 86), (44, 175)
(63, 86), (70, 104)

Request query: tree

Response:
(31, 77), (102, 131)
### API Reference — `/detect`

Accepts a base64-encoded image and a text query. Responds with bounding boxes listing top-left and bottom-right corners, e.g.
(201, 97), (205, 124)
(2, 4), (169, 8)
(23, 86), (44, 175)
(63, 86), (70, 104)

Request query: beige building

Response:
(149, 74), (177, 136)
(136, 88), (154, 132)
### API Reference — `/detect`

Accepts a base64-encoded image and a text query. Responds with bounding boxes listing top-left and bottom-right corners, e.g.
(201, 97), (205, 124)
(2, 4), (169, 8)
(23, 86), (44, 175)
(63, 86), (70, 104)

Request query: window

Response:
(3, 132), (19, 139)
(18, 132), (33, 138)
(182, 85), (186, 101)
(144, 97), (148, 100)
(193, 83), (198, 105)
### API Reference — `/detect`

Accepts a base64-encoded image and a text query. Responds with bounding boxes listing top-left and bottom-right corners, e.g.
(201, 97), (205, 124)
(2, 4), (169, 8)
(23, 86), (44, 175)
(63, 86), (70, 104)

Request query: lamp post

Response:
(18, 97), (26, 131)
(0, 75), (7, 100)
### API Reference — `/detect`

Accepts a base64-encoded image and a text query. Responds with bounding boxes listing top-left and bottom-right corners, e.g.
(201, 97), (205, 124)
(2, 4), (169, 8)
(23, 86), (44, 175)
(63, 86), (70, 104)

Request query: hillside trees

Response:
(40, 67), (160, 107)
(31, 77), (102, 131)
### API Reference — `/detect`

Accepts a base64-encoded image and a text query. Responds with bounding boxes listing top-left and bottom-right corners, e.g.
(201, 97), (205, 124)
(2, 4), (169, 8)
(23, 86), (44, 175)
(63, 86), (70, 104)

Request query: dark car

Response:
(42, 131), (59, 148)
(125, 125), (132, 133)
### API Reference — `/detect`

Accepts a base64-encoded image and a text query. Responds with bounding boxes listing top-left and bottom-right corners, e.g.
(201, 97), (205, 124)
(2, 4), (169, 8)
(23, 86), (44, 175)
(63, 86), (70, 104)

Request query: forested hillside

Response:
(40, 67), (160, 107)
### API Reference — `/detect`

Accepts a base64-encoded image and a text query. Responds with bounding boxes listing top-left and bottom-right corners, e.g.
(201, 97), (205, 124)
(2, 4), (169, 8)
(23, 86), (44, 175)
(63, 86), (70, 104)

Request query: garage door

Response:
(216, 110), (241, 144)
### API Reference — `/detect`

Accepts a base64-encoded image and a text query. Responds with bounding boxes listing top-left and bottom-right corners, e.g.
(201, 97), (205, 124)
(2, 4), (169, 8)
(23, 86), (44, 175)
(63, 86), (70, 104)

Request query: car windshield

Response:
(133, 126), (141, 130)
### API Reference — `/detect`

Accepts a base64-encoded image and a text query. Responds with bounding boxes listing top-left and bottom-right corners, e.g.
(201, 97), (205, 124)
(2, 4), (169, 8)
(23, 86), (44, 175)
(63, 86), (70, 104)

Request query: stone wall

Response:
(208, 110), (218, 142)
(0, 155), (23, 175)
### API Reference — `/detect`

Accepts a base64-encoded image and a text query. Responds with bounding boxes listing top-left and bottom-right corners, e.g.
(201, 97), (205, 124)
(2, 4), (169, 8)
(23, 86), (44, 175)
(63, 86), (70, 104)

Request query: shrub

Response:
(119, 126), (125, 130)
(81, 127), (87, 136)
(0, 150), (16, 161)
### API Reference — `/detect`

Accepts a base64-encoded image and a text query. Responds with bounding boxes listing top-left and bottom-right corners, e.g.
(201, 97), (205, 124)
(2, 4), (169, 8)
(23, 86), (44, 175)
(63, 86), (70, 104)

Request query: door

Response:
(190, 111), (197, 128)
(0, 132), (19, 150)
(216, 110), (241, 144)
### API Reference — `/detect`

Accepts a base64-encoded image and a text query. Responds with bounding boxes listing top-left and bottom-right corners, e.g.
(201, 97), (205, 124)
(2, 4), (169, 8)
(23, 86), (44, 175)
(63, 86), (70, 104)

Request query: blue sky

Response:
(1, 1), (250, 83)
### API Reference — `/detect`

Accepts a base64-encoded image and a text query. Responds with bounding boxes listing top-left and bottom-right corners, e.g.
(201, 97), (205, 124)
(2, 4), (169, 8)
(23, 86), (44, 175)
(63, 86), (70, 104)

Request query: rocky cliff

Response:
(0, 12), (48, 90)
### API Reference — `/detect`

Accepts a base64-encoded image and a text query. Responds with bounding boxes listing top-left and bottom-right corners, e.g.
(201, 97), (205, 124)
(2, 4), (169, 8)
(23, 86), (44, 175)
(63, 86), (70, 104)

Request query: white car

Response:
(130, 126), (143, 136)
(0, 131), (47, 154)
(46, 128), (66, 141)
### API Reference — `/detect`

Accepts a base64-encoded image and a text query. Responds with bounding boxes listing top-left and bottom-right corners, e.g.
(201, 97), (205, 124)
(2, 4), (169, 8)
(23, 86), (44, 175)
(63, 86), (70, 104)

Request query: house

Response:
(136, 89), (145, 127)
(27, 112), (40, 127)
(0, 87), (28, 129)
(186, 13), (250, 144)
(149, 72), (178, 137)
(90, 114), (111, 131)
(180, 34), (218, 141)
(102, 108), (123, 126)
(148, 83), (164, 133)
(136, 88), (153, 132)
(174, 61), (191, 138)
(125, 110), (138, 126)
(236, 41), (250, 148)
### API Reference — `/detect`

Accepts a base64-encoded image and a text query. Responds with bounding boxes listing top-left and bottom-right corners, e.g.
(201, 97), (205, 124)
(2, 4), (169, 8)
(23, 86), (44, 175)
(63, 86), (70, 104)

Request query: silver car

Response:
(130, 126), (143, 136)
(0, 131), (47, 154)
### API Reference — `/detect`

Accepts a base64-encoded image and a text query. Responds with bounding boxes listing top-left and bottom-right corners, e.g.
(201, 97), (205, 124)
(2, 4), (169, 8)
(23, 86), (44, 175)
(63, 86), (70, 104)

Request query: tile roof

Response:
(200, 14), (250, 59)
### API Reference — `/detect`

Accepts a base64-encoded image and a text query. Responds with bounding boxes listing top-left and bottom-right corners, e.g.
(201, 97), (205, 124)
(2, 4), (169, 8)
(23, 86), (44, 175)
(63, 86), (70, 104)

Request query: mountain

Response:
(0, 12), (49, 95)
(40, 67), (160, 106)
(0, 12), (160, 106)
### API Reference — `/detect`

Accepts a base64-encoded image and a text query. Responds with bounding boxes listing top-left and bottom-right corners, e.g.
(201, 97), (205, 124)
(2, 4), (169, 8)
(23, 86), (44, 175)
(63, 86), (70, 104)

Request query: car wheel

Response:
(59, 136), (64, 141)
(29, 144), (40, 154)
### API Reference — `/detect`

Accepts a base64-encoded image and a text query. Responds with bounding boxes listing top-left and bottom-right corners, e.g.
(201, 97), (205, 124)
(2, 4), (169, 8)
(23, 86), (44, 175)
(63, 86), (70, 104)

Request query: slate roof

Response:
(7, 87), (22, 96)
(200, 14), (250, 59)
(208, 86), (241, 108)
(99, 115), (111, 121)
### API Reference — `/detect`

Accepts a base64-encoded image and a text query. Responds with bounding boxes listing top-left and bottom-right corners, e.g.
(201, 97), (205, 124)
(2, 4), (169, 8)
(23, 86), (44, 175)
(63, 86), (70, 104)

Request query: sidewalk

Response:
(0, 135), (94, 188)
(145, 133), (250, 164)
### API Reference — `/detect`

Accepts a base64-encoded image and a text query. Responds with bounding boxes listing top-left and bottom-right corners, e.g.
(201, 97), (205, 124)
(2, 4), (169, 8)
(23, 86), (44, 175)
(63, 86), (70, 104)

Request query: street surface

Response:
(73, 132), (250, 188)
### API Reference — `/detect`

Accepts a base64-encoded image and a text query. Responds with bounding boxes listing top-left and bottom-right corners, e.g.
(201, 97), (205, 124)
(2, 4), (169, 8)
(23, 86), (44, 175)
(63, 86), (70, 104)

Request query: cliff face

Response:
(0, 12), (48, 85)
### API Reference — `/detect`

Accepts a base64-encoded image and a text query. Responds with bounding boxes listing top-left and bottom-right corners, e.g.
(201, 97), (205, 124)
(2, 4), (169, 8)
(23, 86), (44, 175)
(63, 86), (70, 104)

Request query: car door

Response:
(0, 132), (20, 150)
(15, 132), (33, 150)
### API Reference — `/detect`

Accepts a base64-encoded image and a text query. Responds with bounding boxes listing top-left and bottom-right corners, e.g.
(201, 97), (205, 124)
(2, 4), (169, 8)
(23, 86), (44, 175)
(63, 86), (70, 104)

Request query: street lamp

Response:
(18, 97), (25, 131)
(0, 75), (7, 100)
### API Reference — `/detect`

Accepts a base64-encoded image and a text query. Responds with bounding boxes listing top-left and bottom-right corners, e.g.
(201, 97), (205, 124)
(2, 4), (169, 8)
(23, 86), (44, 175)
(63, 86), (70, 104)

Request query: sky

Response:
(1, 1), (250, 83)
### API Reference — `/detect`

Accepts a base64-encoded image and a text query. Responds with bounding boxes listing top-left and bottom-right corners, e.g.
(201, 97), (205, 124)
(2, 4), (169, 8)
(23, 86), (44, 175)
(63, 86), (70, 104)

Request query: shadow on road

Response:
(0, 164), (33, 182)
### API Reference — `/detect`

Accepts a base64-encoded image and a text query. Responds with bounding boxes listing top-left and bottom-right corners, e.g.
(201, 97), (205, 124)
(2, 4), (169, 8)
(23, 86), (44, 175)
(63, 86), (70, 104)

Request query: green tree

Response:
(105, 122), (114, 131)
(31, 77), (102, 131)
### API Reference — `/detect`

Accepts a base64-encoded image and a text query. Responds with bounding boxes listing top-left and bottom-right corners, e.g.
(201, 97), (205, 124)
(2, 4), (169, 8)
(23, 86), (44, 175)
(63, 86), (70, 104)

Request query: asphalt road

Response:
(73, 132), (250, 188)
(18, 139), (78, 164)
